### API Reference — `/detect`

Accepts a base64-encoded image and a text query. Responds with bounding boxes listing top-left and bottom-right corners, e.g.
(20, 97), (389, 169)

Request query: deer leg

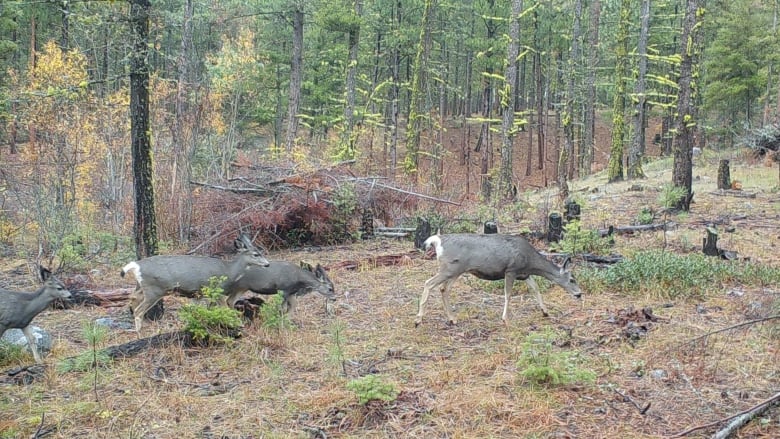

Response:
(284, 294), (298, 319)
(439, 279), (457, 325)
(415, 273), (448, 327)
(22, 325), (43, 363)
(525, 277), (549, 317)
(502, 274), (516, 325)
(131, 292), (163, 333)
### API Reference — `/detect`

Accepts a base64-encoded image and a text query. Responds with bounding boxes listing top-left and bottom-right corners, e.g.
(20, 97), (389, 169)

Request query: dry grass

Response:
(2, 153), (779, 438)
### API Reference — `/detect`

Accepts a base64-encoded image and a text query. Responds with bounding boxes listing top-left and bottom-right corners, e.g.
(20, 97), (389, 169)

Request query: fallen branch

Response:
(613, 388), (651, 415)
(711, 392), (780, 439)
(190, 180), (279, 195)
(347, 178), (461, 206)
(685, 315), (780, 345)
(668, 391), (780, 438)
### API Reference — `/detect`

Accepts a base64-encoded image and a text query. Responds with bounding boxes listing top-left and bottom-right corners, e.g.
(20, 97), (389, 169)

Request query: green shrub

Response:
(0, 341), (27, 366)
(636, 207), (654, 225)
(583, 250), (780, 299)
(516, 329), (596, 386)
(552, 220), (611, 255)
(258, 292), (294, 331)
(346, 374), (399, 405)
(178, 276), (243, 344)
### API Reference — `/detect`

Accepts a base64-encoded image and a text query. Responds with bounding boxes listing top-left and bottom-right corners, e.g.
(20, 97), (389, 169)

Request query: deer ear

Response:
(40, 266), (52, 281)
(300, 261), (314, 272)
(561, 257), (572, 273)
(314, 264), (326, 279)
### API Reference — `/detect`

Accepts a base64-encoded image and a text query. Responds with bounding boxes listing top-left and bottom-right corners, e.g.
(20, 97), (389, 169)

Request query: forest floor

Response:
(2, 149), (780, 438)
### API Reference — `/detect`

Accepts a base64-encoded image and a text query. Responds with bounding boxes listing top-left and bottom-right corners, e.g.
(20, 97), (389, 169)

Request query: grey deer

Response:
(0, 267), (71, 363)
(121, 234), (270, 331)
(226, 261), (335, 318)
(416, 233), (582, 326)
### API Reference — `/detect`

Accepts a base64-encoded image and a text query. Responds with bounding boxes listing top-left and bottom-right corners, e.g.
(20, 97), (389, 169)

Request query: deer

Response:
(0, 267), (71, 363)
(121, 234), (270, 332)
(226, 261), (335, 318)
(415, 233), (582, 327)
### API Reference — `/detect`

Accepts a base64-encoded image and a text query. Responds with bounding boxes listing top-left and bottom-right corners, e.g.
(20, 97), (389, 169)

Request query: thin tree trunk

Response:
(628, 0), (650, 179)
(342, 0), (361, 159)
(479, 0), (498, 200)
(405, 0), (436, 180)
(607, 0), (630, 183)
(284, 4), (304, 153)
(560, 0), (582, 199)
(500, 0), (522, 200)
(172, 0), (194, 244)
(580, 0), (600, 176)
(60, 0), (69, 49)
(672, 0), (704, 211)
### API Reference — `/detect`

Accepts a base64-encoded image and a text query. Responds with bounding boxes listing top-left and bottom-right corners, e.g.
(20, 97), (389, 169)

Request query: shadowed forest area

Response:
(1, 1), (779, 438)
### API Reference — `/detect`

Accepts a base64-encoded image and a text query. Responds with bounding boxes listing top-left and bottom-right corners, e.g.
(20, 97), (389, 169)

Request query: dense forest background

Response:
(1, 0), (779, 261)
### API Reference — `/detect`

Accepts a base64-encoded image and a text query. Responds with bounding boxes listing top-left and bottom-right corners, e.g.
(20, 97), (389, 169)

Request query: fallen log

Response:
(709, 189), (757, 199)
(598, 222), (677, 237)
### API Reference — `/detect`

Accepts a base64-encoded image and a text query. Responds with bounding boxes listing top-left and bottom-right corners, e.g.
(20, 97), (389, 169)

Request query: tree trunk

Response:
(284, 4), (304, 153)
(129, 0), (160, 319)
(717, 159), (731, 189)
(499, 0), (522, 201)
(479, 0), (497, 200)
(560, 0), (582, 200)
(405, 0), (436, 181)
(580, 0), (600, 176)
(342, 0), (362, 159)
(672, 0), (704, 211)
(608, 0), (630, 183)
(172, 0), (194, 244)
(60, 0), (69, 49)
(627, 0), (650, 179)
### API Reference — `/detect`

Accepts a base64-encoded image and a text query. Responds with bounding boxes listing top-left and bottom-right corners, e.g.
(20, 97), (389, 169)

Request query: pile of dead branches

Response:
(188, 162), (458, 252)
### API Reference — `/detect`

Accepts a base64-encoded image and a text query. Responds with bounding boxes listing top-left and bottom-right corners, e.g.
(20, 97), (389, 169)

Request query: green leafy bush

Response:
(346, 374), (399, 405)
(178, 276), (243, 344)
(516, 329), (596, 386)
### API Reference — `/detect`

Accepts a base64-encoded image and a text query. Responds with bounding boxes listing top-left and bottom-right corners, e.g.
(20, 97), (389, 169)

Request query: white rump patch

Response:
(122, 261), (142, 283)
(424, 235), (444, 259)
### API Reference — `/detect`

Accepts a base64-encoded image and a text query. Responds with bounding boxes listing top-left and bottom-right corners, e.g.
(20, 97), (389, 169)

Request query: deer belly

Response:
(468, 270), (505, 281)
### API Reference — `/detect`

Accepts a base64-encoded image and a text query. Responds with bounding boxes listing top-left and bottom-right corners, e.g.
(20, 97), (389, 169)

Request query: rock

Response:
(650, 369), (668, 380)
(94, 317), (134, 330)
(1, 326), (53, 358)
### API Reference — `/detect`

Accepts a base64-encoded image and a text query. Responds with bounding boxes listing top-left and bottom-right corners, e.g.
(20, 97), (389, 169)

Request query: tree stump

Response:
(414, 218), (431, 249)
(702, 226), (720, 257)
(360, 209), (374, 239)
(565, 200), (581, 222)
(484, 221), (498, 234)
(547, 213), (563, 242)
(717, 159), (731, 190)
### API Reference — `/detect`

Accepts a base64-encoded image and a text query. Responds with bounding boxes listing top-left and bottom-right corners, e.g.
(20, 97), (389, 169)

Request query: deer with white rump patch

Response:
(416, 233), (582, 326)
(121, 234), (270, 332)
(0, 267), (71, 363)
(226, 261), (336, 318)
